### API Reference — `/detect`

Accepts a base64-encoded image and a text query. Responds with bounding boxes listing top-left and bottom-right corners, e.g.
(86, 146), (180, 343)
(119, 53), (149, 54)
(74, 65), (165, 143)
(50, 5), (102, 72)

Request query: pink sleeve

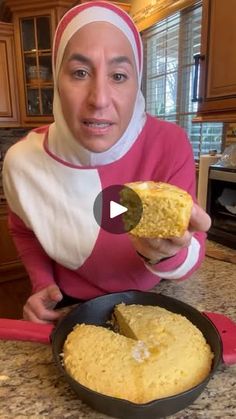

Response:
(8, 209), (55, 293)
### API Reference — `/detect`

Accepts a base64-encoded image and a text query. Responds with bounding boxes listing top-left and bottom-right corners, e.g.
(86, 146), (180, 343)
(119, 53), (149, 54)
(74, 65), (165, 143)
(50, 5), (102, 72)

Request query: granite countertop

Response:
(0, 254), (236, 418)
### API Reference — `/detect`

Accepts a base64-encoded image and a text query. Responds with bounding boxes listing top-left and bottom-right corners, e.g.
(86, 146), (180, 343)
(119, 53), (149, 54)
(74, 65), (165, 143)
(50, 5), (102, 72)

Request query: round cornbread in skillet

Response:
(63, 303), (213, 403)
(120, 181), (193, 238)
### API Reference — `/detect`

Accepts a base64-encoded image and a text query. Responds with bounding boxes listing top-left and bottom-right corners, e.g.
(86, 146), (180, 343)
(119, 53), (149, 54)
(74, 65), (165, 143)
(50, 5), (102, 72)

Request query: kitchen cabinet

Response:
(78, 1), (131, 12)
(2, 0), (130, 127)
(5, 0), (73, 126)
(0, 201), (31, 318)
(111, 1), (131, 12)
(195, 0), (236, 122)
(0, 22), (20, 126)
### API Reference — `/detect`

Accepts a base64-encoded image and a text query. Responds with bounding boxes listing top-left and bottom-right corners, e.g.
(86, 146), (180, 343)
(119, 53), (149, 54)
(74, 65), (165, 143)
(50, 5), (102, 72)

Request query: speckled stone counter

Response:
(0, 255), (236, 419)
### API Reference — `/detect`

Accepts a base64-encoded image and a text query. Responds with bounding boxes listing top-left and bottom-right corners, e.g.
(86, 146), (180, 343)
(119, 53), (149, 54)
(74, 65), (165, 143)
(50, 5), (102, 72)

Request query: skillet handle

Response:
(0, 319), (54, 344)
(203, 312), (236, 365)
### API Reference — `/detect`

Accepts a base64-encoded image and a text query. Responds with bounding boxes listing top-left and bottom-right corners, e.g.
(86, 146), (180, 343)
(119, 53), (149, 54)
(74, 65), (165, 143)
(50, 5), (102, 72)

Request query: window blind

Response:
(142, 4), (223, 159)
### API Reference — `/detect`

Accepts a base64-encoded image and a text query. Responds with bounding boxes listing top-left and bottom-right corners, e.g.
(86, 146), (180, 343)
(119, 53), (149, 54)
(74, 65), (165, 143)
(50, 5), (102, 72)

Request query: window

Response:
(142, 4), (223, 159)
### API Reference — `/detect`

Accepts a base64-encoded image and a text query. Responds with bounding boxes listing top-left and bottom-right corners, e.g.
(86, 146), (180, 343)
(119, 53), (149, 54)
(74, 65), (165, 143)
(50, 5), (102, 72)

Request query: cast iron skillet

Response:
(51, 290), (230, 419)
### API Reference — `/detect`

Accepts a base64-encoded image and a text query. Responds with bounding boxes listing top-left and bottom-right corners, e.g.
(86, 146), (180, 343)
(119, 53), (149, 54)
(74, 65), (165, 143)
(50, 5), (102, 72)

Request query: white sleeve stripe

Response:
(145, 237), (200, 279)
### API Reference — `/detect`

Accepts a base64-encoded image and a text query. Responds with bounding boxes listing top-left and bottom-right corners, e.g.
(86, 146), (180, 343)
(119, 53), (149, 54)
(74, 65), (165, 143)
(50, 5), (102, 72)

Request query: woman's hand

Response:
(130, 203), (211, 264)
(23, 284), (63, 324)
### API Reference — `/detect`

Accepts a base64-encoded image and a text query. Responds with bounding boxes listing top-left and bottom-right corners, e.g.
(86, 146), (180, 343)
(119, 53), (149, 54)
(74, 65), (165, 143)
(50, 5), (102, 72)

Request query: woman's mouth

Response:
(82, 119), (113, 135)
(84, 121), (111, 128)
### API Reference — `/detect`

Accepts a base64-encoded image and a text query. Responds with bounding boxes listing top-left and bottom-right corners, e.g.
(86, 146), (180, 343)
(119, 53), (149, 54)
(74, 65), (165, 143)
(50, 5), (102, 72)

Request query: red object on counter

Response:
(0, 319), (54, 344)
(204, 311), (236, 365)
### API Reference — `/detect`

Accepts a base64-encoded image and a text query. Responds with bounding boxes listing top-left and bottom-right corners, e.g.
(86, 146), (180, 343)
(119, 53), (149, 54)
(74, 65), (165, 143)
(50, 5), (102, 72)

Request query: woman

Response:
(3, 1), (211, 323)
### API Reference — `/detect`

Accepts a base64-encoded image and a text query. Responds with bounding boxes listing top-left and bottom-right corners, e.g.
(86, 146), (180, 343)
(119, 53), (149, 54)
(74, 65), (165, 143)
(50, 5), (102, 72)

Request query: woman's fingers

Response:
(129, 235), (184, 260)
(23, 285), (63, 323)
(23, 300), (62, 323)
(189, 204), (211, 232)
(46, 284), (63, 304)
(129, 204), (211, 263)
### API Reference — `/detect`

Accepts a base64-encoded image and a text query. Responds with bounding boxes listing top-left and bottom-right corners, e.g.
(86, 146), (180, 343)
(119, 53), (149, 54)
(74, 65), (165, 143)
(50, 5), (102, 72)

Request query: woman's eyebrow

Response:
(68, 53), (133, 67)
(109, 56), (134, 67)
(68, 53), (91, 65)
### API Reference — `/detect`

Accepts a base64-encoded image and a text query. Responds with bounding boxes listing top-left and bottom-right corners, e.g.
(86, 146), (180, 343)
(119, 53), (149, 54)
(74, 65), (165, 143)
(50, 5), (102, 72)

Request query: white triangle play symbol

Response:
(110, 201), (128, 219)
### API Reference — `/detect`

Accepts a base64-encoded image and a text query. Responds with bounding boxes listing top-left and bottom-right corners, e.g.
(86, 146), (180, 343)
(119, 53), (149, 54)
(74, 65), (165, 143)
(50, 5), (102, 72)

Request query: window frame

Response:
(141, 3), (224, 160)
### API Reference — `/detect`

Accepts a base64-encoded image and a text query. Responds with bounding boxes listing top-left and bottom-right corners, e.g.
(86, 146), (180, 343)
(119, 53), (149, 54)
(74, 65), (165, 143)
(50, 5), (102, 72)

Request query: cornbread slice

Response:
(63, 305), (213, 403)
(120, 181), (193, 238)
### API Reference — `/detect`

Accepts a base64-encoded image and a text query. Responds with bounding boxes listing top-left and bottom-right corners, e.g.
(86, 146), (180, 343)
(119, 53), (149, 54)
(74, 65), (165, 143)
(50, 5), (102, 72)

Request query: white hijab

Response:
(47, 1), (146, 166)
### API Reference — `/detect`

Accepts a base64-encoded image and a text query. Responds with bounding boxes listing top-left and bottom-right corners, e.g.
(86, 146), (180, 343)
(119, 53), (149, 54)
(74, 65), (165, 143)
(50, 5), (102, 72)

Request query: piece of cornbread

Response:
(121, 181), (193, 238)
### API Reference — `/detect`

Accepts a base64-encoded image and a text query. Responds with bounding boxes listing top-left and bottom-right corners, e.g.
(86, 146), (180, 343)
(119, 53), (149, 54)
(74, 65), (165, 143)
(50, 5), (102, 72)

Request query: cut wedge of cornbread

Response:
(120, 181), (193, 238)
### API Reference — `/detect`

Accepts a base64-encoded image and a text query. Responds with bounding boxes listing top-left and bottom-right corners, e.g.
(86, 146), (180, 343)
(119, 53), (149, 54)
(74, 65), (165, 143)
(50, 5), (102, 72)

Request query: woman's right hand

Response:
(23, 284), (63, 324)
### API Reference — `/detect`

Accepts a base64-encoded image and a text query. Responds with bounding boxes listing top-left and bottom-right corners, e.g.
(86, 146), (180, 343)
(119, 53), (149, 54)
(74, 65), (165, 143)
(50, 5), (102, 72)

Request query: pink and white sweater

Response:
(3, 115), (206, 299)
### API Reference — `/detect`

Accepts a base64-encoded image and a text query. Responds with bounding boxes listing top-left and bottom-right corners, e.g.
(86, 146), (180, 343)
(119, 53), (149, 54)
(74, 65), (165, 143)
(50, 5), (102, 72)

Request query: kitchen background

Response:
(1, 1), (236, 207)
(0, 4), (235, 418)
(0, 1), (236, 190)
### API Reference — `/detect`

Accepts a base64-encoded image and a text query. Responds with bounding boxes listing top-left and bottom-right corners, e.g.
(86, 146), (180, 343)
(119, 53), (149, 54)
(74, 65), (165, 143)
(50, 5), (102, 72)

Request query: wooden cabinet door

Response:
(0, 23), (20, 126)
(12, 8), (56, 127)
(5, 0), (73, 126)
(0, 203), (31, 319)
(196, 0), (236, 122)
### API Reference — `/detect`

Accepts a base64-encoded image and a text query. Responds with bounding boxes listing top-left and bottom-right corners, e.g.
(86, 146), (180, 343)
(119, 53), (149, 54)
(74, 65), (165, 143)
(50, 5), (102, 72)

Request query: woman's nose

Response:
(88, 75), (110, 109)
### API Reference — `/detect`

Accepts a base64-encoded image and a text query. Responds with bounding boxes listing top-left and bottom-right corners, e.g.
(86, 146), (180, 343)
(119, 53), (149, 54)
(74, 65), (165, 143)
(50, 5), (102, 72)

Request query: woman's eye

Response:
(113, 73), (127, 82)
(73, 69), (88, 79)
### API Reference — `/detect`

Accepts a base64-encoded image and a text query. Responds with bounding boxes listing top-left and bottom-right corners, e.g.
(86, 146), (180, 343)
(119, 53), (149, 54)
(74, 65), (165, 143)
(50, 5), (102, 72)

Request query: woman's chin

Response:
(87, 145), (114, 153)
(76, 138), (118, 154)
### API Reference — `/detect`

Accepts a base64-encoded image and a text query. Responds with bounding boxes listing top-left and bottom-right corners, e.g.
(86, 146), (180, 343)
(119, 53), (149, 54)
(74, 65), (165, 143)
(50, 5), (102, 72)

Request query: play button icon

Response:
(110, 201), (127, 219)
(93, 184), (143, 234)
